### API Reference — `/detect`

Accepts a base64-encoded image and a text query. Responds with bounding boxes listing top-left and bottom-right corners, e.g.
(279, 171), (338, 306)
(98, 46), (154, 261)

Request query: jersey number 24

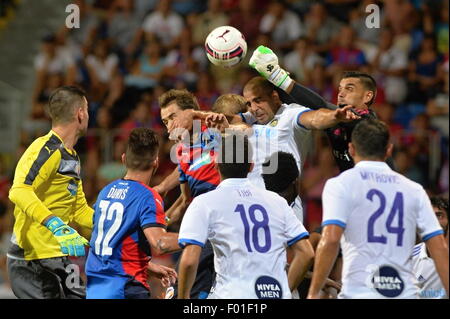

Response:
(367, 189), (404, 246)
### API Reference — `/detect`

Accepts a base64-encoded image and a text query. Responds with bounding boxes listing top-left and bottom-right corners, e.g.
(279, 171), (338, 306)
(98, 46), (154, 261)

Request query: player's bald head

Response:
(243, 77), (275, 97)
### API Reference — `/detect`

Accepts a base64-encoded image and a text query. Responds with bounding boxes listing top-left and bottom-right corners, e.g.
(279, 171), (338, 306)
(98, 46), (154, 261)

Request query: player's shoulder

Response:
(25, 132), (62, 154)
(281, 103), (311, 114)
(256, 187), (291, 208)
(389, 169), (425, 192)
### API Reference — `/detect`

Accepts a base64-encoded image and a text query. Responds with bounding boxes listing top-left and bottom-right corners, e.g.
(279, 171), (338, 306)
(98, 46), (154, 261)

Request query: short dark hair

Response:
(351, 119), (389, 159)
(341, 71), (377, 106)
(218, 133), (252, 179)
(47, 86), (86, 124)
(262, 152), (299, 193)
(243, 76), (276, 97)
(125, 128), (159, 171)
(430, 196), (449, 218)
(158, 89), (199, 110)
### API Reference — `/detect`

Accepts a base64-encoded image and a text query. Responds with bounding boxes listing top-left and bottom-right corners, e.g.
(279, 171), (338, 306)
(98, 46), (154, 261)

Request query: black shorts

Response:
(173, 240), (215, 299)
(7, 255), (86, 299)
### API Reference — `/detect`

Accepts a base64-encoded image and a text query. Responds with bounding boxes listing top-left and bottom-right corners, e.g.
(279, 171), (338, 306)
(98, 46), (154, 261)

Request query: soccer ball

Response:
(205, 26), (247, 68)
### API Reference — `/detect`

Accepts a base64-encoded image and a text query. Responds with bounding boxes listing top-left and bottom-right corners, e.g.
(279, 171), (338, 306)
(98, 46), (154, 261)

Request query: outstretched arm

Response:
(299, 105), (360, 130)
(249, 45), (337, 111)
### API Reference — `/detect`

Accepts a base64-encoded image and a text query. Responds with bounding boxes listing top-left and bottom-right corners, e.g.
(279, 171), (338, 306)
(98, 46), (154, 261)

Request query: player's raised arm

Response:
(249, 45), (337, 110)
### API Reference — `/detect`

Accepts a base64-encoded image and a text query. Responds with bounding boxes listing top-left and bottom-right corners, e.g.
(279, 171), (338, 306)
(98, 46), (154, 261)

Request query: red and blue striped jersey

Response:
(177, 126), (221, 197)
(86, 179), (166, 297)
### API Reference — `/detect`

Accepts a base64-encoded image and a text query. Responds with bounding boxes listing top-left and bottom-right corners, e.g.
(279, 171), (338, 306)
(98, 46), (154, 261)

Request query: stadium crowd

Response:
(0, 0), (448, 297)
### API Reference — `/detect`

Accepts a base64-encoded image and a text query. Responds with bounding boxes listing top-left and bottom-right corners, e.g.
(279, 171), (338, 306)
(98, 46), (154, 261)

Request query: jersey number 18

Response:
(235, 204), (272, 253)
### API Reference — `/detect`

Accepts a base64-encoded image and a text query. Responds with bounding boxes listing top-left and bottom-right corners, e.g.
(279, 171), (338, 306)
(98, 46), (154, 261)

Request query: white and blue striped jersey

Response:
(178, 178), (309, 299)
(322, 161), (443, 299)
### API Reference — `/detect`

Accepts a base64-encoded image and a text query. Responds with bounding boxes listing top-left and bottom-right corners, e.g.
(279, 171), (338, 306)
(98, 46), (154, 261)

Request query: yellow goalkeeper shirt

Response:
(8, 130), (93, 260)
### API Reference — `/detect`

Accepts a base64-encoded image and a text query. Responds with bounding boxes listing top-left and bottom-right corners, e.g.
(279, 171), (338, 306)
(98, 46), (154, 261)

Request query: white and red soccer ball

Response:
(205, 26), (247, 68)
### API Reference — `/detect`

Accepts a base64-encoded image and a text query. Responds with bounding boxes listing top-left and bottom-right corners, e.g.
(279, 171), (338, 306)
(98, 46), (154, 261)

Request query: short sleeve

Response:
(283, 104), (312, 131)
(140, 191), (166, 229)
(416, 188), (444, 241)
(284, 202), (309, 247)
(321, 177), (350, 229)
(178, 197), (209, 248)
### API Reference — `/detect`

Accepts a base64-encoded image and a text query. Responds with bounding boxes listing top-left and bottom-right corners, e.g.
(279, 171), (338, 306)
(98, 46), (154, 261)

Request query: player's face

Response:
(337, 78), (371, 109)
(243, 89), (277, 124)
(434, 206), (448, 236)
(160, 102), (181, 134)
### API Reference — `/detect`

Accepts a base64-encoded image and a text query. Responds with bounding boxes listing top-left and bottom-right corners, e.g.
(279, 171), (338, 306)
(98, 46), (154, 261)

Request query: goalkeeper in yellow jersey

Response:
(7, 86), (93, 299)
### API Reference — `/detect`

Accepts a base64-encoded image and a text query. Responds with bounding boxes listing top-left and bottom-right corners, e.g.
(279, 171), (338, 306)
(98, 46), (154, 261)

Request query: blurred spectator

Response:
(349, 0), (381, 47)
(191, 0), (229, 46)
(283, 37), (324, 84)
(374, 103), (404, 141)
(195, 72), (220, 110)
(370, 28), (408, 105)
(133, 0), (158, 20)
(165, 29), (203, 90)
(117, 100), (154, 143)
(303, 2), (342, 55)
(59, 0), (100, 59)
(394, 148), (426, 185)
(301, 143), (339, 231)
(125, 40), (166, 90)
(171, 0), (205, 16)
(32, 34), (76, 102)
(306, 63), (336, 103)
(141, 0), (184, 51)
(325, 25), (368, 76)
(408, 34), (443, 103)
(86, 39), (119, 100)
(439, 159), (449, 196)
(260, 1), (304, 51)
(435, 0), (449, 55)
(229, 0), (263, 48)
(106, 0), (142, 57)
(426, 61), (449, 137)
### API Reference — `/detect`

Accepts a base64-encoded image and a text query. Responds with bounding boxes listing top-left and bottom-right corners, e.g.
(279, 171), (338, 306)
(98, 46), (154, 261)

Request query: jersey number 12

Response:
(94, 200), (124, 256)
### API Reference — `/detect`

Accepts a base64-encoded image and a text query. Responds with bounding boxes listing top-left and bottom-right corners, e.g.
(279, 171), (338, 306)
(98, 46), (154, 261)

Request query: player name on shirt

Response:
(359, 171), (400, 184)
(106, 185), (129, 200)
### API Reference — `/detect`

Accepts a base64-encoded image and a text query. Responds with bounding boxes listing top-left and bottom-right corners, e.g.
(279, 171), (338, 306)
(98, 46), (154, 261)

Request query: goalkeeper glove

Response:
(249, 45), (293, 91)
(45, 216), (89, 257)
